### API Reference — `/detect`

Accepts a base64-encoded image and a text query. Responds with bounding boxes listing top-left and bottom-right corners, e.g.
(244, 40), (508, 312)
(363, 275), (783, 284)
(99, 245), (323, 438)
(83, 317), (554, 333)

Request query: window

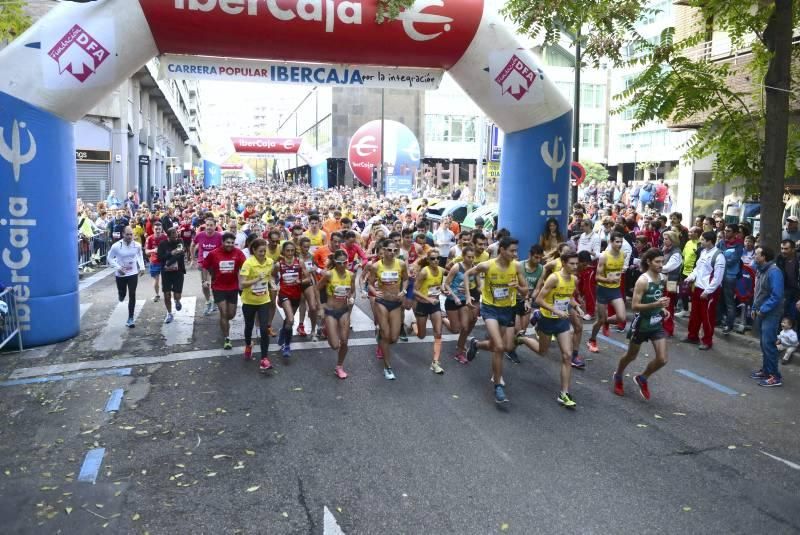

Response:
(425, 115), (477, 143)
(581, 84), (605, 109)
(580, 123), (603, 149)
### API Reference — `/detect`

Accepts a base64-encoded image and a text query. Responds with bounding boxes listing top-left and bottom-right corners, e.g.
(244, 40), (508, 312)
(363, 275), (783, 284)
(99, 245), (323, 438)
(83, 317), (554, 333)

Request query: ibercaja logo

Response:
(48, 24), (110, 83)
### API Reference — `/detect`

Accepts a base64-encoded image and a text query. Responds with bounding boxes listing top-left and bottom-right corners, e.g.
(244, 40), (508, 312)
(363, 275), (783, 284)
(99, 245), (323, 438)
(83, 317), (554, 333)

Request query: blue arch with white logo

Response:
(0, 0), (571, 347)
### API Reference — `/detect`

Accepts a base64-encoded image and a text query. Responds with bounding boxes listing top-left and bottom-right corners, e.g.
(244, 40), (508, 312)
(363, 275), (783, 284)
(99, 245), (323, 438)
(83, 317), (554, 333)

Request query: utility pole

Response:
(571, 26), (582, 207)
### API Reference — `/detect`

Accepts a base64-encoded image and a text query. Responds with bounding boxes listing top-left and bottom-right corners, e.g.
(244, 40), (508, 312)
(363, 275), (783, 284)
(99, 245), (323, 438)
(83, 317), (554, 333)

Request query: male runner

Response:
(145, 221), (167, 302)
(191, 215), (223, 316)
(204, 232), (247, 350)
(157, 227), (187, 324)
(587, 232), (627, 353)
(107, 226), (145, 328)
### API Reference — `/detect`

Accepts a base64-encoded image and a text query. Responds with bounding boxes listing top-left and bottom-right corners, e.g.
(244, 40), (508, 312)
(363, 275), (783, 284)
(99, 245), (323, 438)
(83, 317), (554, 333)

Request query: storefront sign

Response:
(75, 149), (111, 162)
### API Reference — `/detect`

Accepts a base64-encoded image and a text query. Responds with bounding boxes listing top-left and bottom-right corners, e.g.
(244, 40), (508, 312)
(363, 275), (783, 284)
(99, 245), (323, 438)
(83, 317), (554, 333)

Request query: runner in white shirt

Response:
(576, 222), (602, 260)
(433, 216), (455, 268)
(107, 226), (146, 328)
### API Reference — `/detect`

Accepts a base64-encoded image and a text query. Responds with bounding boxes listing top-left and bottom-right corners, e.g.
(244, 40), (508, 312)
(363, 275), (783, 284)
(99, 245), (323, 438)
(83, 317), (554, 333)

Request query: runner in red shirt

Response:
(204, 232), (246, 350)
(191, 214), (223, 315)
(272, 240), (310, 359)
(178, 217), (195, 262)
(145, 221), (168, 302)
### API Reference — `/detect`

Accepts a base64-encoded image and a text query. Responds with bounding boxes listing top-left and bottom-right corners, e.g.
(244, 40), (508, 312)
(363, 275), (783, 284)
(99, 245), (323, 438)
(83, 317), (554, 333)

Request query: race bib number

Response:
(283, 272), (299, 284)
(202, 249), (212, 260)
(124, 261), (134, 271)
(305, 261), (314, 271)
(493, 287), (510, 300)
(381, 271), (399, 283)
(252, 281), (268, 296)
(219, 260), (235, 273)
(554, 298), (570, 313)
(650, 314), (663, 325)
(428, 287), (441, 297)
(666, 281), (677, 293)
(334, 286), (349, 300)
(165, 261), (179, 272)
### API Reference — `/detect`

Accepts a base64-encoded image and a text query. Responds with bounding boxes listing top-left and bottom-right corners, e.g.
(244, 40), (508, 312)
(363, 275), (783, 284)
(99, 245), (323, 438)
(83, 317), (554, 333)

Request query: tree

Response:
(0, 0), (31, 43)
(583, 160), (610, 183)
(636, 160), (659, 181)
(376, 0), (415, 23)
(502, 0), (798, 248)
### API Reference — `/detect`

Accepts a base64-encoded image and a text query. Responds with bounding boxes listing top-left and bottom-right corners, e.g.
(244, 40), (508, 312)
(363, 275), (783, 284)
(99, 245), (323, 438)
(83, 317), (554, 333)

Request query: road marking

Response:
(162, 296), (197, 346)
(104, 388), (124, 412)
(348, 306), (375, 332)
(78, 448), (106, 484)
(323, 506), (345, 535)
(79, 267), (115, 291)
(675, 369), (739, 395)
(8, 336), (460, 380)
(0, 368), (132, 387)
(596, 333), (628, 350)
(92, 300), (145, 352)
(760, 450), (800, 470)
(79, 303), (92, 320)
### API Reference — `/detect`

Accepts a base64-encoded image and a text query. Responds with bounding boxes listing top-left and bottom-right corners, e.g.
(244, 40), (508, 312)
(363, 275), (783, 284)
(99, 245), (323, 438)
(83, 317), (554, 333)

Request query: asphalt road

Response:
(1, 268), (799, 534)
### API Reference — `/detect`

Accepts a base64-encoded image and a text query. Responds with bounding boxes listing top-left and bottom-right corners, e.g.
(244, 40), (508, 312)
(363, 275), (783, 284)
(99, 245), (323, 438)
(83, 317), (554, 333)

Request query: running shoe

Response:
(282, 344), (291, 359)
(335, 366), (348, 380)
(126, 317), (135, 328)
(529, 309), (540, 328)
(586, 340), (599, 353)
(494, 384), (508, 404)
(613, 373), (624, 396)
(175, 300), (182, 311)
(557, 392), (577, 409)
(505, 350), (521, 364)
(490, 376), (506, 386)
(602, 322), (610, 337)
(383, 367), (396, 380)
(430, 361), (444, 375)
(203, 302), (213, 316)
(399, 325), (408, 342)
(376, 345), (384, 359)
(153, 294), (160, 303)
(311, 333), (319, 342)
(164, 313), (174, 324)
(466, 337), (478, 361)
(259, 356), (273, 372)
(674, 310), (689, 318)
(244, 344), (253, 361)
(297, 324), (307, 337)
(614, 324), (626, 333)
(453, 352), (468, 365)
(582, 313), (593, 321)
(750, 369), (768, 380)
(570, 354), (586, 369)
(633, 374), (650, 400)
(211, 303), (219, 312)
(758, 375), (783, 387)
(223, 338), (232, 350)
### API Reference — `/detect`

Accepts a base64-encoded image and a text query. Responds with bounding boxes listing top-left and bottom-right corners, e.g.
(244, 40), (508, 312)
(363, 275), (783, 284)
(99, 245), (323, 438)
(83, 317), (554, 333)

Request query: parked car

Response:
(423, 200), (478, 228)
(461, 203), (498, 233)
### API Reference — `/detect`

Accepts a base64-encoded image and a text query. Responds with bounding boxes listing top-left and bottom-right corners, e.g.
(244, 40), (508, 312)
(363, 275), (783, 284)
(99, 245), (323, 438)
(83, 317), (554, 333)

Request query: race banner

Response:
(159, 54), (443, 90)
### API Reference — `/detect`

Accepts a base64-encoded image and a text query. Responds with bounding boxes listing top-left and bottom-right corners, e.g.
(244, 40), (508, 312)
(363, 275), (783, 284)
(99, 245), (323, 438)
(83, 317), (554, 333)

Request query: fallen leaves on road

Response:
(728, 445), (737, 450)
(673, 412), (687, 416)
(501, 523), (509, 531)
(292, 387), (303, 392)
(132, 513), (141, 521)
(245, 450), (255, 456)
(654, 414), (663, 419)
(65, 507), (72, 515)
(636, 424), (648, 428)
(246, 486), (260, 492)
(212, 454), (231, 460)
(282, 512), (289, 518)
(682, 506), (692, 512)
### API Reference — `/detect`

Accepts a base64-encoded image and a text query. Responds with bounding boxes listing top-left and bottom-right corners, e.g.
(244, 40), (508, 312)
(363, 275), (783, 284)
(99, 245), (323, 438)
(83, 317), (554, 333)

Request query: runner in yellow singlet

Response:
(318, 249), (356, 380)
(413, 248), (445, 375)
(304, 214), (327, 253)
(368, 239), (408, 380)
(464, 237), (529, 404)
(588, 232), (628, 353)
(517, 251), (583, 408)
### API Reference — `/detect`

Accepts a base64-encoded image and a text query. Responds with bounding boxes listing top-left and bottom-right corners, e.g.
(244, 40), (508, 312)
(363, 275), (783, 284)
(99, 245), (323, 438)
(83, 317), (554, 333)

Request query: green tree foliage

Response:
(583, 160), (610, 183)
(376, 0), (416, 23)
(0, 0), (31, 43)
(503, 0), (797, 247)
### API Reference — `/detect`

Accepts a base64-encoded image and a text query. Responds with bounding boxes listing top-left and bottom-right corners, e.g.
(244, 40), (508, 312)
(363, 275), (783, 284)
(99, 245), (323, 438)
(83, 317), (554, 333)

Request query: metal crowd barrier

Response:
(0, 286), (23, 352)
(78, 231), (110, 272)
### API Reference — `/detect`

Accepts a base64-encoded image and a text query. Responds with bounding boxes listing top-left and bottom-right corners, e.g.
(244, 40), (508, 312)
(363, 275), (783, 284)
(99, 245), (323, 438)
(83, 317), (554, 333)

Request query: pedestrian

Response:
(272, 239), (311, 359)
(204, 232), (247, 350)
(107, 226), (145, 328)
(660, 231), (682, 336)
(683, 231), (726, 350)
(191, 215), (224, 316)
(717, 223), (744, 334)
(576, 219), (601, 320)
(777, 317), (798, 365)
(613, 247), (671, 399)
(782, 215), (800, 242)
(442, 244), (477, 364)
(318, 249), (356, 379)
(750, 246), (785, 387)
(238, 238), (275, 371)
(412, 248), (445, 374)
(368, 238), (409, 380)
(776, 239), (799, 322)
(587, 232), (627, 353)
(157, 227), (186, 324)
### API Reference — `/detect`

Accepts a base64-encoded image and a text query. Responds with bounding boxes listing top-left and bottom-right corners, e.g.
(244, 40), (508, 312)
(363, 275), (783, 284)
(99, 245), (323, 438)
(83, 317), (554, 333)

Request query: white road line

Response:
(9, 334), (461, 380)
(78, 267), (115, 291)
(92, 300), (145, 352)
(349, 306), (375, 332)
(79, 303), (92, 320)
(760, 450), (800, 470)
(162, 296), (197, 346)
(323, 506), (345, 535)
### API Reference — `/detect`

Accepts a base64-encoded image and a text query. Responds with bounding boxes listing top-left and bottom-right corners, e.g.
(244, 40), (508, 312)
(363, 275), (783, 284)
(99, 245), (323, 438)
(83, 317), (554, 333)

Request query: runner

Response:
(318, 249), (357, 379)
(304, 213), (327, 252)
(204, 232), (247, 350)
(506, 244), (545, 364)
(296, 236), (320, 339)
(442, 244), (477, 364)
(272, 241), (310, 359)
(238, 238), (275, 372)
(613, 248), (671, 399)
(145, 221), (167, 302)
(368, 238), (409, 380)
(107, 226), (145, 328)
(465, 237), (529, 404)
(413, 248), (446, 374)
(587, 232), (628, 353)
(156, 227), (186, 324)
(519, 251), (583, 408)
(191, 215), (223, 316)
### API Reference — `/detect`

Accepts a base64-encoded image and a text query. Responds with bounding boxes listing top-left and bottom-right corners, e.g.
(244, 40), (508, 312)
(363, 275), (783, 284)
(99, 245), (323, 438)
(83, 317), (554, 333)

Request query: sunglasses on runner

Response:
(334, 259), (347, 264)
(385, 248), (399, 253)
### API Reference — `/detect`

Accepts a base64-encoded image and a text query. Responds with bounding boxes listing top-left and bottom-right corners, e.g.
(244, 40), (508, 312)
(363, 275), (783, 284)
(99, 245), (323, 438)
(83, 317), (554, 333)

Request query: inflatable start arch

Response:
(0, 0), (572, 346)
